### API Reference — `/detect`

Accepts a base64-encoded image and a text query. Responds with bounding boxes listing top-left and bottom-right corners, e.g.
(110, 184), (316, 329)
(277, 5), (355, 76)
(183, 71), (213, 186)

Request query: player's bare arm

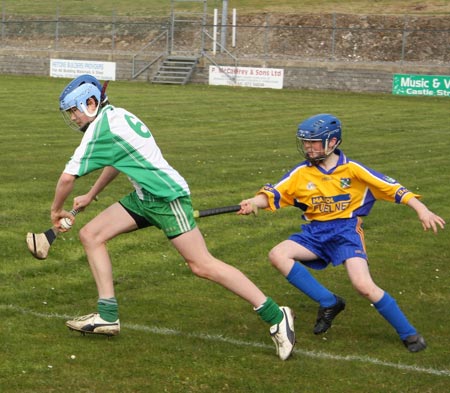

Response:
(238, 193), (268, 214)
(73, 166), (119, 210)
(407, 197), (446, 234)
(51, 172), (77, 229)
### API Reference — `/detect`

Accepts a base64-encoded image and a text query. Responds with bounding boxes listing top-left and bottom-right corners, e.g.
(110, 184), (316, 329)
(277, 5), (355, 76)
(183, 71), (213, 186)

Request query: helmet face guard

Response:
(296, 114), (342, 164)
(59, 74), (106, 132)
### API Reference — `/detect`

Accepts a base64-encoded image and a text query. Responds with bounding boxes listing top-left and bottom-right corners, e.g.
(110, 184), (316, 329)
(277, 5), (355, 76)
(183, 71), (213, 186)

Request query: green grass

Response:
(1, 0), (450, 16)
(0, 75), (449, 392)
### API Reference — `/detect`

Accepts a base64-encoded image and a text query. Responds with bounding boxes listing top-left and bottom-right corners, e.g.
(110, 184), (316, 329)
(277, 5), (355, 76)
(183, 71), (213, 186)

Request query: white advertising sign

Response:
(50, 59), (116, 80)
(209, 65), (284, 89)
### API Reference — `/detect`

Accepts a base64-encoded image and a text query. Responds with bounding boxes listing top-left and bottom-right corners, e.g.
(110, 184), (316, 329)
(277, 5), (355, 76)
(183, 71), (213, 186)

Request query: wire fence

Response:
(231, 14), (450, 64)
(0, 14), (169, 53)
(1, 12), (449, 64)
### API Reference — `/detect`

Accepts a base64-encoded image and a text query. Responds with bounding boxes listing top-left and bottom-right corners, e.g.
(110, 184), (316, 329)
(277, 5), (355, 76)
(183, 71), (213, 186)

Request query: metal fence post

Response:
(169, 0), (174, 54)
(264, 12), (269, 59)
(331, 13), (336, 61)
(401, 14), (408, 64)
(112, 10), (116, 52)
(220, 0), (228, 53)
(55, 6), (59, 50)
(201, 0), (206, 54)
(1, 0), (5, 43)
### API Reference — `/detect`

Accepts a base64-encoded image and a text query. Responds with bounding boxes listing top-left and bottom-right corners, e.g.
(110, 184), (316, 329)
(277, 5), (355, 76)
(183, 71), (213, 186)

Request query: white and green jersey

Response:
(64, 105), (190, 202)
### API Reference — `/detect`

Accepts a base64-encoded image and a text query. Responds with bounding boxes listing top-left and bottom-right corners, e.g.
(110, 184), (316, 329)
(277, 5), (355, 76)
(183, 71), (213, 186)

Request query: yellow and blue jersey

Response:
(259, 150), (419, 221)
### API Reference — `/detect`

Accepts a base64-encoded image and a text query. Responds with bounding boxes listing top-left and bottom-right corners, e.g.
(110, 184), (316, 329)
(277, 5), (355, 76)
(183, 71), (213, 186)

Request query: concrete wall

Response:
(0, 49), (150, 81)
(1, 48), (450, 93)
(192, 57), (450, 93)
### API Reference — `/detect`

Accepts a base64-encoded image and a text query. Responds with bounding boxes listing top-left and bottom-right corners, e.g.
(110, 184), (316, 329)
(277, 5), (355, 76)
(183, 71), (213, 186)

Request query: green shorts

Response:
(119, 192), (197, 238)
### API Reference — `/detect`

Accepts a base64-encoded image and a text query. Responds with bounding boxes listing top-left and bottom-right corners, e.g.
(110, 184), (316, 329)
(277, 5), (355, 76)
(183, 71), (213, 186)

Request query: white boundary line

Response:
(3, 304), (450, 377)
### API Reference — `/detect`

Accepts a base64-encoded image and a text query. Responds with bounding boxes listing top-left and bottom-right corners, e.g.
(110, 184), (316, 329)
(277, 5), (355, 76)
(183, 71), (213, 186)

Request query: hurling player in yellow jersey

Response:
(238, 113), (445, 352)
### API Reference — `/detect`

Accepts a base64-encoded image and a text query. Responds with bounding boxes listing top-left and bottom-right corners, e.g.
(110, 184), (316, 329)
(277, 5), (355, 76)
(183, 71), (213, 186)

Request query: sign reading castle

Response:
(392, 74), (450, 97)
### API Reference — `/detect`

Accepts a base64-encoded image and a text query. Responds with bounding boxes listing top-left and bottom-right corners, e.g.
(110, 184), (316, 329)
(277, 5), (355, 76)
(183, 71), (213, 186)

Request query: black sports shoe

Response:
(403, 334), (427, 353)
(313, 296), (346, 334)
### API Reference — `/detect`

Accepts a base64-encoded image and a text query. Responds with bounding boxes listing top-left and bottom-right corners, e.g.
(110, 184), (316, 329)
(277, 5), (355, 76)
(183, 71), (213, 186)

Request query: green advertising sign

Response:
(392, 74), (450, 97)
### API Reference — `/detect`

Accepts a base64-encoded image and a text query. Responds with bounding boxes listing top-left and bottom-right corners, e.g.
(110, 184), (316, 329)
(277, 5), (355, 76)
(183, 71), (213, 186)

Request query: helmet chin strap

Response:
(305, 139), (341, 165)
(306, 154), (326, 165)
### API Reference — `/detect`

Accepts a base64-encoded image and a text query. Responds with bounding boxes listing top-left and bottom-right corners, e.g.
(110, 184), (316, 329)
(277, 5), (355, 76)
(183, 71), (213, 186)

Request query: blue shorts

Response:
(289, 217), (367, 270)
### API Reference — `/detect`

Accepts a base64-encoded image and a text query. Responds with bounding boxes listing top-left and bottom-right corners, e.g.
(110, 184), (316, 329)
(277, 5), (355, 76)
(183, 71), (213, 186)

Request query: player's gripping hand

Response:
(73, 194), (98, 211)
(238, 194), (268, 215)
(73, 194), (92, 211)
(238, 199), (257, 215)
(51, 209), (75, 232)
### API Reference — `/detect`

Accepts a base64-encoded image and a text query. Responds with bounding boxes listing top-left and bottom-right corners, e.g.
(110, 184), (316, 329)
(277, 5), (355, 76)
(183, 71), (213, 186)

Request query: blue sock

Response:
(373, 292), (416, 340)
(286, 262), (336, 307)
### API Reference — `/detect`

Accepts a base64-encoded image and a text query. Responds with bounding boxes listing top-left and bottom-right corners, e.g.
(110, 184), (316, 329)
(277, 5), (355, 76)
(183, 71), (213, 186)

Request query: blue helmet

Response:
(296, 114), (342, 163)
(59, 74), (106, 131)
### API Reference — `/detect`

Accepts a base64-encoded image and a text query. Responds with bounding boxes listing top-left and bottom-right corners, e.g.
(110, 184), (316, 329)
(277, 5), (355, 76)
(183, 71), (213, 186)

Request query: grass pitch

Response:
(0, 75), (449, 392)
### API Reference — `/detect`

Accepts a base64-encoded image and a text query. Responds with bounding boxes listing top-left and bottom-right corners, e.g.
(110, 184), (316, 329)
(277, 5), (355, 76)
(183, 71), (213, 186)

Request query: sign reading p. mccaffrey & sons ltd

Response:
(392, 74), (450, 97)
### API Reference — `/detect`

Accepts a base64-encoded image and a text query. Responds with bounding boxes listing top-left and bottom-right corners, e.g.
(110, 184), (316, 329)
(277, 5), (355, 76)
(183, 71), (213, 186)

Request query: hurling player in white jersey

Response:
(49, 75), (295, 360)
(239, 113), (445, 352)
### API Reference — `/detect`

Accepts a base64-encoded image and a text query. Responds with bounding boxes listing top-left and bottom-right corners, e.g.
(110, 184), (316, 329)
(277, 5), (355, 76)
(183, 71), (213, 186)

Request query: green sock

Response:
(97, 297), (119, 322)
(255, 297), (283, 325)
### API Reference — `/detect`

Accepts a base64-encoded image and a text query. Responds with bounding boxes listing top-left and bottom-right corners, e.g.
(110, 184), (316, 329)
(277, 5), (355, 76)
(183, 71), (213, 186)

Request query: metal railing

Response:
(202, 28), (238, 83)
(132, 30), (169, 79)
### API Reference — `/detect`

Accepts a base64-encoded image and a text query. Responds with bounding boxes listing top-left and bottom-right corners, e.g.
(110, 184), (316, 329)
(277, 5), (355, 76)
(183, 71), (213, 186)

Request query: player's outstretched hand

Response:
(418, 209), (446, 234)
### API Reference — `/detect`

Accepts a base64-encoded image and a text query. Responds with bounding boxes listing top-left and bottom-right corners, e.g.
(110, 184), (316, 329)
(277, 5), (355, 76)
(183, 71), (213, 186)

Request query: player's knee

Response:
(79, 225), (99, 247)
(268, 247), (283, 269)
(186, 259), (211, 279)
(78, 225), (89, 245)
(351, 280), (375, 299)
(188, 262), (203, 277)
(354, 287), (371, 298)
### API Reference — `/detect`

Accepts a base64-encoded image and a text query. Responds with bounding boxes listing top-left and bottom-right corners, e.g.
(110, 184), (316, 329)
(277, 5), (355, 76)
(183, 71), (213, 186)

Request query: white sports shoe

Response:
(66, 313), (120, 336)
(270, 306), (296, 360)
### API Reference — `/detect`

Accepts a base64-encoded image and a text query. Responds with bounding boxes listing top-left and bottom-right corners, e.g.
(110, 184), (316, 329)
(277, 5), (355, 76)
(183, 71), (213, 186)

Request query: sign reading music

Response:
(392, 74), (450, 97)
